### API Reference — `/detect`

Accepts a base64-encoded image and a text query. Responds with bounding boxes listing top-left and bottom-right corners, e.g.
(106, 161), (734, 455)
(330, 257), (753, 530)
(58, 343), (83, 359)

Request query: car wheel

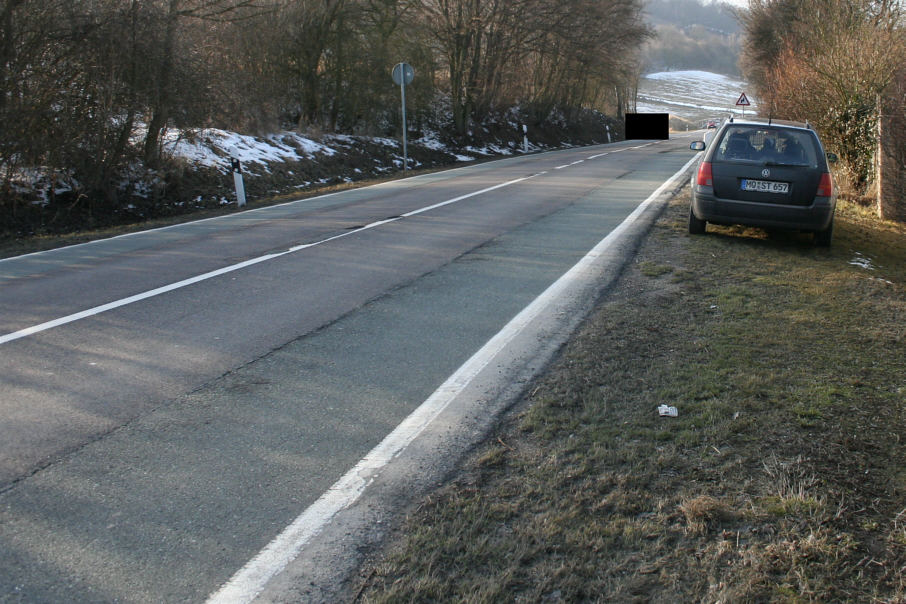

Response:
(689, 207), (706, 234)
(814, 218), (833, 247)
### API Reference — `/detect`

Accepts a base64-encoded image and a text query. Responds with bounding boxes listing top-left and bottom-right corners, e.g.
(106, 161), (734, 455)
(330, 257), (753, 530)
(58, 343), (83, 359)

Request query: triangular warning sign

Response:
(736, 93), (751, 106)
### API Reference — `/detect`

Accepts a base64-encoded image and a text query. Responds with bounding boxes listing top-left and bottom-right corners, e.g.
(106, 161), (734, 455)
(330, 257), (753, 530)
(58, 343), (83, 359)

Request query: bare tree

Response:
(742, 0), (906, 193)
(417, 0), (648, 134)
(139, 0), (267, 165)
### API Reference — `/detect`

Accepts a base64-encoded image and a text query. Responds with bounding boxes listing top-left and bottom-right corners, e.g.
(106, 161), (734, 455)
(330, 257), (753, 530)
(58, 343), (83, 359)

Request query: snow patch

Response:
(163, 128), (336, 172)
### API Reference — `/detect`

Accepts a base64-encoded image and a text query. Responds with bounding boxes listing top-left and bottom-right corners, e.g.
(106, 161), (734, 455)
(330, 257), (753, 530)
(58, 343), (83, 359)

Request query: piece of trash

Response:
(849, 252), (876, 270)
(658, 404), (678, 417)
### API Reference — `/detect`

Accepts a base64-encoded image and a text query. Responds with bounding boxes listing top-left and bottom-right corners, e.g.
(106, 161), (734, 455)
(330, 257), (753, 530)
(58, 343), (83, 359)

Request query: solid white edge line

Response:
(205, 152), (700, 604)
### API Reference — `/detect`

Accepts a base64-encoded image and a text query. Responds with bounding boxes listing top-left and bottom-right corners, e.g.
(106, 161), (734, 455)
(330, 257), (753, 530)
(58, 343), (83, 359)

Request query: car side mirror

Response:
(826, 152), (838, 164)
(690, 141), (706, 151)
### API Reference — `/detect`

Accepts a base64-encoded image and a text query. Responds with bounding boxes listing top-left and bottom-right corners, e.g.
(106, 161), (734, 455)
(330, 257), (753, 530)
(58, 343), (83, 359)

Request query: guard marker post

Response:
(231, 158), (246, 207)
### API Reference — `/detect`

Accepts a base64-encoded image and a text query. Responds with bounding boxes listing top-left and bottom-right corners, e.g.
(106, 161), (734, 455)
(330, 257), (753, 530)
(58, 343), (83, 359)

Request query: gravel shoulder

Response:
(353, 189), (906, 602)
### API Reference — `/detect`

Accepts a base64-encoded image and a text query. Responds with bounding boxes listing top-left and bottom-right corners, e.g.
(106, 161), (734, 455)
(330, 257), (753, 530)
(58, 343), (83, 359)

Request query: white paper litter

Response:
(658, 404), (679, 417)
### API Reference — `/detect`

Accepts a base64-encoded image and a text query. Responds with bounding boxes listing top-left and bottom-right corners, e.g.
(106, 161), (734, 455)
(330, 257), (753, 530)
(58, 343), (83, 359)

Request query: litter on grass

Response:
(658, 404), (678, 417)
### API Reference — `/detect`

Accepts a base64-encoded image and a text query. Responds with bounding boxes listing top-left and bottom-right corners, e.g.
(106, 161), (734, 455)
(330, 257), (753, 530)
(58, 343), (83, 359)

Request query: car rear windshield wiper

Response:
(764, 161), (810, 167)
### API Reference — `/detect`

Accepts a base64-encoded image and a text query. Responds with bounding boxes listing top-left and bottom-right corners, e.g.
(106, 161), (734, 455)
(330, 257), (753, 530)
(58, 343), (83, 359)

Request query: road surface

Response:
(0, 136), (698, 602)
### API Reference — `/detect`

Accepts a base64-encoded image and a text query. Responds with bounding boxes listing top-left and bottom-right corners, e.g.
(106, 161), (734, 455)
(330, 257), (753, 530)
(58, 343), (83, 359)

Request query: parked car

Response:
(689, 118), (837, 245)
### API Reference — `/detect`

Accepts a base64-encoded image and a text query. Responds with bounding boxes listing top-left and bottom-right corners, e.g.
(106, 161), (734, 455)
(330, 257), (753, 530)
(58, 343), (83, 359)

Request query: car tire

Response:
(814, 218), (833, 247)
(689, 207), (706, 234)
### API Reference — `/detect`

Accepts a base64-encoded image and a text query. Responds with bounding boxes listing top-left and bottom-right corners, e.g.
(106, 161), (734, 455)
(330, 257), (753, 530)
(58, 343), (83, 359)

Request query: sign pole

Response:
(400, 79), (408, 170)
(392, 62), (415, 172)
(735, 92), (751, 118)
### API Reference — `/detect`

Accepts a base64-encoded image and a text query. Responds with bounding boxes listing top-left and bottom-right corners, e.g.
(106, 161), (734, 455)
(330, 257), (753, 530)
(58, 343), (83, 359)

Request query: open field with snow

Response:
(637, 70), (757, 128)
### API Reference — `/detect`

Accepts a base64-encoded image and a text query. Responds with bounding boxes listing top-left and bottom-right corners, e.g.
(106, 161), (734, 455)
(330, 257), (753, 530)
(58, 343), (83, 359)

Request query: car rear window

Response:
(714, 126), (819, 167)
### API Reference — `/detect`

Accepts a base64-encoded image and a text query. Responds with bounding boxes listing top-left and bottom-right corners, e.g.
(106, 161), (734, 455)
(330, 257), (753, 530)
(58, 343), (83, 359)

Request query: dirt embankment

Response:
(355, 191), (906, 602)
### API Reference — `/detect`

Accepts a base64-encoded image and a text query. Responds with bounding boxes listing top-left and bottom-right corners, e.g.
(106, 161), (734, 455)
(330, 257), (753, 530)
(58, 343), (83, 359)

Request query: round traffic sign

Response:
(392, 62), (415, 86)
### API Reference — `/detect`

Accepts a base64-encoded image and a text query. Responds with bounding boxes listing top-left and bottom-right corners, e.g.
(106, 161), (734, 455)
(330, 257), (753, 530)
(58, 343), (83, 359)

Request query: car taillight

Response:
(817, 172), (833, 197)
(696, 161), (713, 187)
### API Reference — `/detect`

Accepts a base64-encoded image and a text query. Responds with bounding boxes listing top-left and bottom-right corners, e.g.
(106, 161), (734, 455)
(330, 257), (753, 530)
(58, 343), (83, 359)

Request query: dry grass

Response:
(355, 189), (906, 603)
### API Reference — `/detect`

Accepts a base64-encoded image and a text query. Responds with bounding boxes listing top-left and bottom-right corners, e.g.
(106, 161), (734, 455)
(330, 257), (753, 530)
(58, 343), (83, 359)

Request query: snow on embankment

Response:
(162, 129), (338, 174)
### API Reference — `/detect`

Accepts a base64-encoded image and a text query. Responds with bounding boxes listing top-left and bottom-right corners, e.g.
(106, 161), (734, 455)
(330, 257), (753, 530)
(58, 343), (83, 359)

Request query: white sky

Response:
(716, 0), (748, 8)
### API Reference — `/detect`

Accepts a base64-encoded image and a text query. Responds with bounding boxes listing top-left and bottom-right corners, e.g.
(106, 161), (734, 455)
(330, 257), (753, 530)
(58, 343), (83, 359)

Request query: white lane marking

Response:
(0, 254), (285, 346)
(0, 191), (351, 266)
(0, 142), (633, 267)
(205, 153), (700, 604)
(1, 142), (652, 345)
(0, 176), (543, 346)
(0, 143), (590, 267)
(401, 175), (537, 217)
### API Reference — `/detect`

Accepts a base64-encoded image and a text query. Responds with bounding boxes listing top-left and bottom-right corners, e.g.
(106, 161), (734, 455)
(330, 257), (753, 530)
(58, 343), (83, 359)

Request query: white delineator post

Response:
(231, 157), (246, 207)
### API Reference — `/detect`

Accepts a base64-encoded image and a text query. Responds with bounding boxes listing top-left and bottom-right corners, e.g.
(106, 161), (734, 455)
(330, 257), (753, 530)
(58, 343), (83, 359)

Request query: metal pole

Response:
(400, 80), (408, 170)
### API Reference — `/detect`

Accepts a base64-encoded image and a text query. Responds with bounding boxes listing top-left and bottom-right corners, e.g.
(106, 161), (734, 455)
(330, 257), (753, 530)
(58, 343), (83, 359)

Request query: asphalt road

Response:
(0, 136), (698, 602)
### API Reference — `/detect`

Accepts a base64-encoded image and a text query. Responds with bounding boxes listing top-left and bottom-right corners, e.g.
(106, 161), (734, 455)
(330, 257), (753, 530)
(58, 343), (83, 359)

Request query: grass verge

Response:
(355, 190), (906, 602)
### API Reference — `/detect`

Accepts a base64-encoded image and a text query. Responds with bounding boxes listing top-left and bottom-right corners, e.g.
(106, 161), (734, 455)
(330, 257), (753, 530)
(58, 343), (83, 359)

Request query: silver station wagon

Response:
(689, 118), (837, 246)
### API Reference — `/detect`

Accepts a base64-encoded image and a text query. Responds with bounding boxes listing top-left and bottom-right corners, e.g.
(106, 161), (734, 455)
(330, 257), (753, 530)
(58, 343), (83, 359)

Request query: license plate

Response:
(741, 179), (789, 193)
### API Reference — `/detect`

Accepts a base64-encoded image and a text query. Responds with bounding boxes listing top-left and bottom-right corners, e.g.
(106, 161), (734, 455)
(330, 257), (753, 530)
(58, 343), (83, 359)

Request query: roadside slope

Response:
(355, 191), (906, 602)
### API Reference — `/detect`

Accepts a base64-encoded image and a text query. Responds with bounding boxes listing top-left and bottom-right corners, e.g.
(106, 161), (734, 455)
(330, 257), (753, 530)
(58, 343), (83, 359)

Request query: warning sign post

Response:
(736, 92), (751, 117)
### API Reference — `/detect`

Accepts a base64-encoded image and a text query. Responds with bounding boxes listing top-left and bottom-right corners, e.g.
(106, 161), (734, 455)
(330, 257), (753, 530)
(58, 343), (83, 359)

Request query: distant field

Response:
(637, 70), (757, 128)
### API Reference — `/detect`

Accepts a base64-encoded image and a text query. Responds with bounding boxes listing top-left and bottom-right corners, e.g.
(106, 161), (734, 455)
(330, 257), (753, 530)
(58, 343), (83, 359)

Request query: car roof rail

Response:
(725, 115), (810, 129)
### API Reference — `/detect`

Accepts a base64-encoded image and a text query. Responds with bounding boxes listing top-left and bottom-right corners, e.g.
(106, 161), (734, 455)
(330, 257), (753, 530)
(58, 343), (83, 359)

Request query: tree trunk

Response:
(143, 0), (180, 166)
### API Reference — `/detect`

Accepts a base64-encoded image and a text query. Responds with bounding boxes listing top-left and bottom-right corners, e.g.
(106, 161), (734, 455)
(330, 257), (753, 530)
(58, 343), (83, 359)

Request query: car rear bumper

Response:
(692, 185), (836, 232)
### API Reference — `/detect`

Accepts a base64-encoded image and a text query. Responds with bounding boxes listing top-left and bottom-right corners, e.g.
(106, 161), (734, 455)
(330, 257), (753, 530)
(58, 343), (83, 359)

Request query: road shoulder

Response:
(237, 157), (696, 603)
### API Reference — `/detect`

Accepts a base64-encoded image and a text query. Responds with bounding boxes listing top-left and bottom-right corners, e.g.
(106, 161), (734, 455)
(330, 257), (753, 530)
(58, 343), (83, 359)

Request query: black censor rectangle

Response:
(625, 113), (669, 140)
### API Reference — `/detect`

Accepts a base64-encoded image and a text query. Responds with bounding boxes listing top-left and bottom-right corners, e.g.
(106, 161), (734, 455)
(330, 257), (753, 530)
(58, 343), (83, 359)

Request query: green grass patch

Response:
(638, 260), (674, 277)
